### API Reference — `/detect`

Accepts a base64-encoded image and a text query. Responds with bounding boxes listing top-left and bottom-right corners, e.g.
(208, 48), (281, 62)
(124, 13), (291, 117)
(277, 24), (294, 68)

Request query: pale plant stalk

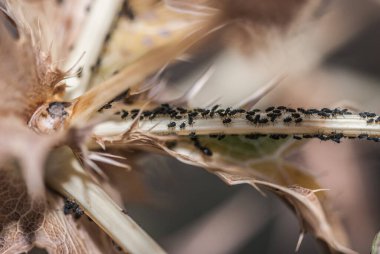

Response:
(46, 147), (166, 254)
(64, 0), (123, 99)
(93, 114), (380, 138)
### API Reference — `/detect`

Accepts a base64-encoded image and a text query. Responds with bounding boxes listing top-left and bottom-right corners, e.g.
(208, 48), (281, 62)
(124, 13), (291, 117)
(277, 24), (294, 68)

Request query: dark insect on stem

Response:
(259, 118), (269, 124)
(217, 134), (226, 140)
(201, 147), (213, 156)
(73, 207), (84, 219)
(297, 108), (306, 113)
(211, 105), (219, 112)
(222, 118), (232, 124)
(167, 122), (176, 128)
(201, 110), (210, 117)
(120, 0), (135, 20)
(179, 122), (186, 129)
(283, 116), (292, 123)
(63, 198), (84, 219)
(291, 113), (301, 118)
(246, 115), (255, 122)
(121, 110), (129, 119)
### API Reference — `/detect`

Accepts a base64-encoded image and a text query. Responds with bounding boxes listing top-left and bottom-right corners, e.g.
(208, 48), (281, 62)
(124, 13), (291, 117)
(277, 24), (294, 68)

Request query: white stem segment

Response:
(93, 114), (380, 137)
(64, 0), (123, 99)
(46, 147), (166, 254)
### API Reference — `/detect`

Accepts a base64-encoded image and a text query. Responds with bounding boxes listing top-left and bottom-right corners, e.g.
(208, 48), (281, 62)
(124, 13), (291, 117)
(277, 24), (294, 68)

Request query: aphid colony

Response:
(110, 104), (365, 129)
(98, 103), (380, 156)
(63, 198), (84, 219)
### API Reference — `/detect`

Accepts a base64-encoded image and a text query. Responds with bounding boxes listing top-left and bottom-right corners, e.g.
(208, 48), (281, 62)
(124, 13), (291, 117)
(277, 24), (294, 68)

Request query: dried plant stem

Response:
(93, 114), (380, 138)
(64, 0), (124, 99)
(46, 147), (166, 254)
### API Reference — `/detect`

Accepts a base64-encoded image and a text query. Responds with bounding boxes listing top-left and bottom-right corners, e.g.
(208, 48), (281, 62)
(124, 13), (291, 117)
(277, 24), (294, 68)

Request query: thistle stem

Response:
(46, 147), (166, 254)
(93, 114), (380, 139)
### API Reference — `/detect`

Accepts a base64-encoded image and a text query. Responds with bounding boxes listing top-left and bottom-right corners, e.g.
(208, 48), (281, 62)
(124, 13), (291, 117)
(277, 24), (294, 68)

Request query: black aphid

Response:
(259, 118), (269, 124)
(73, 207), (84, 219)
(246, 115), (255, 122)
(177, 107), (187, 114)
(265, 106), (275, 112)
(217, 134), (226, 140)
(63, 199), (76, 215)
(201, 110), (210, 117)
(168, 122), (176, 128)
(121, 110), (129, 119)
(318, 112), (330, 118)
(202, 147), (213, 156)
(63, 198), (84, 219)
(179, 122), (186, 129)
(367, 112), (377, 118)
(223, 118), (232, 124)
(297, 108), (306, 113)
(291, 113), (301, 118)
(283, 116), (292, 123)
(358, 134), (368, 139)
(211, 105), (219, 112)
(321, 108), (332, 113)
(270, 134), (280, 140)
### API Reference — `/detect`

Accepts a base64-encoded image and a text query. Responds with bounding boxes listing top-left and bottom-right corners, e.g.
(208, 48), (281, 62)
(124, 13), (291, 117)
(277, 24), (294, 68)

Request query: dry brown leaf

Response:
(218, 174), (357, 254)
(97, 128), (354, 253)
(0, 165), (116, 254)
